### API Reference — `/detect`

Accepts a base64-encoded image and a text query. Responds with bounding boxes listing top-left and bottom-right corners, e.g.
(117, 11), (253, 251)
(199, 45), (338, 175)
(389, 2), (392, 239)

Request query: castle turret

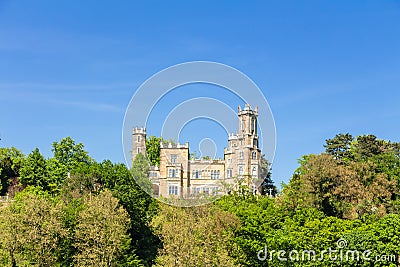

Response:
(225, 104), (261, 180)
(132, 127), (146, 161)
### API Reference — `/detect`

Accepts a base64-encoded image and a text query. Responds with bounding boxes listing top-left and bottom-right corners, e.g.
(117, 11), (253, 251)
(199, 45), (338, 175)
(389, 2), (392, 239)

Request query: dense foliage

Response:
(0, 133), (399, 266)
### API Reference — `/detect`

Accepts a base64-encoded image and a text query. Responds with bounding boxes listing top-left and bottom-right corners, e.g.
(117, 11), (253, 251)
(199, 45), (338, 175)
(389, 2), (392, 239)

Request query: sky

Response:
(0, 0), (399, 187)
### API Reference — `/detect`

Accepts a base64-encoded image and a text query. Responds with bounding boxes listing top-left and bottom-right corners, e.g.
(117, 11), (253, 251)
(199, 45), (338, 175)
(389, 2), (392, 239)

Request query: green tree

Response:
(0, 147), (24, 195)
(73, 190), (138, 267)
(152, 204), (240, 267)
(145, 136), (161, 166)
(259, 154), (277, 196)
(101, 159), (159, 266)
(352, 134), (384, 159)
(19, 148), (48, 188)
(0, 187), (66, 267)
(46, 157), (68, 193)
(52, 137), (92, 171)
(324, 133), (354, 161)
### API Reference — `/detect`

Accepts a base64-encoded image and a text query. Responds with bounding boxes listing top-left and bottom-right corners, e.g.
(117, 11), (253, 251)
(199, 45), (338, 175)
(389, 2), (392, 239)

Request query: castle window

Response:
(170, 154), (177, 163)
(227, 169), (232, 178)
(239, 151), (244, 159)
(168, 168), (179, 178)
(211, 170), (215, 179)
(252, 151), (257, 160)
(194, 170), (199, 179)
(137, 135), (141, 142)
(168, 185), (178, 195)
(212, 187), (219, 196)
(193, 187), (201, 196)
(217, 170), (220, 179)
(203, 187), (210, 195)
(241, 120), (245, 131)
(137, 147), (141, 154)
(252, 166), (257, 177)
(228, 158), (232, 163)
(239, 166), (244, 176)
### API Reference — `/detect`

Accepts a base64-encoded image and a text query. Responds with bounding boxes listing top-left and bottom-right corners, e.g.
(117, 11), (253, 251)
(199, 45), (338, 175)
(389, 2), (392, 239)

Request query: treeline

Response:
(0, 133), (399, 266)
(0, 137), (158, 266)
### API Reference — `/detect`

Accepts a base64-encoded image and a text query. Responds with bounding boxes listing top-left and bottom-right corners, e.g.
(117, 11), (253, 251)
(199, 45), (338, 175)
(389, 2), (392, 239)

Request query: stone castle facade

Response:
(132, 104), (262, 197)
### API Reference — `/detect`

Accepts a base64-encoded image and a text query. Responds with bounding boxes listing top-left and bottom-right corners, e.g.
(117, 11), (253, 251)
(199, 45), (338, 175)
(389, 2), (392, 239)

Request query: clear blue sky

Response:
(1, 1), (399, 187)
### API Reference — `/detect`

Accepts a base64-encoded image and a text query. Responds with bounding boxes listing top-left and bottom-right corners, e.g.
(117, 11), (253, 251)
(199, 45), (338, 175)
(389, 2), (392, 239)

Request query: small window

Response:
(137, 147), (141, 154)
(227, 169), (232, 178)
(212, 187), (219, 196)
(137, 135), (141, 142)
(170, 154), (177, 163)
(168, 185), (178, 195)
(203, 187), (210, 195)
(193, 187), (201, 196)
(239, 151), (244, 159)
(252, 166), (257, 176)
(239, 166), (244, 176)
(169, 169), (178, 178)
(252, 151), (257, 160)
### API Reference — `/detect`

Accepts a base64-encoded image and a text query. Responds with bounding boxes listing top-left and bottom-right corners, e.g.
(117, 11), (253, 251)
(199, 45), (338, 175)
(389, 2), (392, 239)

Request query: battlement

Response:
(133, 127), (146, 134)
(160, 141), (189, 149)
(238, 103), (258, 116)
(228, 133), (238, 140)
(189, 158), (225, 164)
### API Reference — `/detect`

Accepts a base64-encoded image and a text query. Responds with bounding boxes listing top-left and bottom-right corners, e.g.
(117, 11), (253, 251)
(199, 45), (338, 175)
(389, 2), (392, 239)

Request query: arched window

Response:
(252, 151), (257, 160)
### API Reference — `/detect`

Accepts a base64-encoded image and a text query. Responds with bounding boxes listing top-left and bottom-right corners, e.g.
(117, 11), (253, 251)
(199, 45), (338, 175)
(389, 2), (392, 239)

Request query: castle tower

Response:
(225, 104), (261, 181)
(132, 127), (146, 161)
(238, 104), (259, 149)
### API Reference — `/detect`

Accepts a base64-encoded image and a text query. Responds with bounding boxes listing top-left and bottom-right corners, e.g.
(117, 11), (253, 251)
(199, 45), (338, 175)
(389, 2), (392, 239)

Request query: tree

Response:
(131, 153), (152, 195)
(0, 187), (66, 266)
(52, 137), (92, 171)
(100, 159), (159, 266)
(152, 204), (239, 267)
(145, 136), (161, 166)
(0, 147), (24, 195)
(46, 157), (68, 193)
(73, 190), (138, 266)
(19, 148), (48, 188)
(324, 133), (353, 161)
(281, 153), (398, 219)
(259, 154), (277, 196)
(352, 134), (384, 159)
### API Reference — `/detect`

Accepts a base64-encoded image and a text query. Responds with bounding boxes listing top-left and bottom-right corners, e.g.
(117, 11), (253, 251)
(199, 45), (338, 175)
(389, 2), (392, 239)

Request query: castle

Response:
(132, 104), (262, 197)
